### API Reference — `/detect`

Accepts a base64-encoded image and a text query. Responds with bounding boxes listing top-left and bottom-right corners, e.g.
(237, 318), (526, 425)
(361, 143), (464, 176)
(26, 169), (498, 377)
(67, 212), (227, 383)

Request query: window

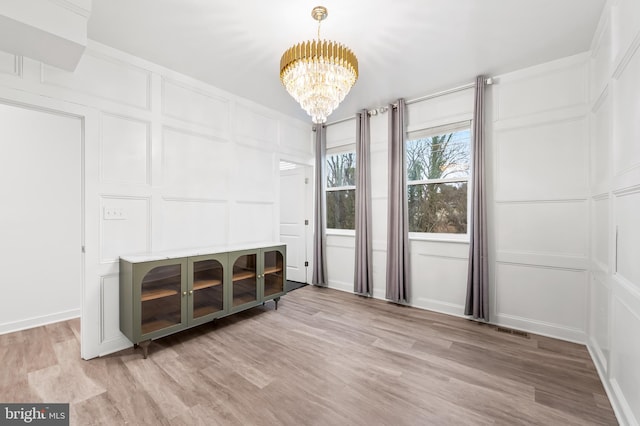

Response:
(326, 151), (356, 230)
(406, 121), (471, 235)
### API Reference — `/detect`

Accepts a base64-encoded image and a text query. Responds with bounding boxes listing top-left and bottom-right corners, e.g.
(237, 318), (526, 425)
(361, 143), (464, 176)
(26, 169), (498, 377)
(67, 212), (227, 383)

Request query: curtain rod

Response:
(324, 77), (493, 127)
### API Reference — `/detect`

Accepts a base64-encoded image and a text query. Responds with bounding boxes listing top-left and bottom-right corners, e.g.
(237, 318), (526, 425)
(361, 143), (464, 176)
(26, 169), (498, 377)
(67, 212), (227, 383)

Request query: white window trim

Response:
(326, 185), (356, 192)
(409, 232), (469, 243)
(326, 149), (356, 231)
(406, 122), (472, 240)
(326, 228), (356, 237)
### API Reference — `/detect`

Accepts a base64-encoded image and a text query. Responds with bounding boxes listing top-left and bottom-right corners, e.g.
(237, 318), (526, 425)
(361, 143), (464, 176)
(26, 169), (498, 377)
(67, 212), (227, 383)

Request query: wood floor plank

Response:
(0, 285), (618, 425)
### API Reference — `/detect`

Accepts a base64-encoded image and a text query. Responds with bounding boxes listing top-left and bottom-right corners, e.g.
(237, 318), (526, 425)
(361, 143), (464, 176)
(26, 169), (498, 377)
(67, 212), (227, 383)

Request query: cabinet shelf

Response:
(232, 270), (256, 282)
(141, 288), (179, 302)
(233, 293), (257, 306)
(193, 279), (222, 291)
(141, 319), (177, 334)
(264, 266), (283, 275)
(193, 305), (218, 318)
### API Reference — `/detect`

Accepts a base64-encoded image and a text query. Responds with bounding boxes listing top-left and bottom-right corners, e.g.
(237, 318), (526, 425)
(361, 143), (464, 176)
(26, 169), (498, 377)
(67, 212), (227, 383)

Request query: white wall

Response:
(488, 53), (591, 343)
(0, 104), (82, 334)
(325, 55), (593, 343)
(0, 41), (312, 358)
(587, 0), (640, 424)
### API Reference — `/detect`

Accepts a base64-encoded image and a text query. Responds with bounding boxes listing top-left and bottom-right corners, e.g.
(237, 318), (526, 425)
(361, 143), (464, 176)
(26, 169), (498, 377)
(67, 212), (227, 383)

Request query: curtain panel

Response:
(354, 110), (373, 296)
(312, 124), (328, 286)
(465, 76), (489, 320)
(386, 99), (410, 303)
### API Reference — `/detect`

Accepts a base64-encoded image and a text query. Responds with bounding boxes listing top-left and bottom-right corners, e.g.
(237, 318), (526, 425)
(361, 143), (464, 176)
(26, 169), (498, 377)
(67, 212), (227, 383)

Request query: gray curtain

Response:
(386, 99), (410, 303)
(354, 110), (373, 296)
(312, 124), (328, 286)
(465, 76), (489, 320)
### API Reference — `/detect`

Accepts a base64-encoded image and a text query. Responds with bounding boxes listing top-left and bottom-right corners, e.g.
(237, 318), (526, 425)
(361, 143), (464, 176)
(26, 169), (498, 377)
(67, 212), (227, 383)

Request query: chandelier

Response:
(280, 6), (359, 124)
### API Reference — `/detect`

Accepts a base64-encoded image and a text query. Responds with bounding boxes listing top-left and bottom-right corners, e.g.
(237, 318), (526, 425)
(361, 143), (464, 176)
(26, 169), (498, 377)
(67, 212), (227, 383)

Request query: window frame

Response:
(325, 147), (356, 234)
(405, 120), (473, 242)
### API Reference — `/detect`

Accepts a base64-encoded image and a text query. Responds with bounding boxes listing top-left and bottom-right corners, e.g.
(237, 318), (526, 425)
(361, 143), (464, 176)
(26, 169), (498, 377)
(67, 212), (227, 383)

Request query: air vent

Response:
(496, 326), (530, 339)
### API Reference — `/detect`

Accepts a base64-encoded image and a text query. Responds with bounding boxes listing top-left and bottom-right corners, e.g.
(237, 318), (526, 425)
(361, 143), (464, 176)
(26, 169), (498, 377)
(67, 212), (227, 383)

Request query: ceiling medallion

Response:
(279, 6), (359, 124)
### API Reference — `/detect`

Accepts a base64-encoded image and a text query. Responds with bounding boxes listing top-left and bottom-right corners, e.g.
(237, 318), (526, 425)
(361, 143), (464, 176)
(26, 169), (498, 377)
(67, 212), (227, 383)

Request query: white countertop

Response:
(119, 242), (284, 263)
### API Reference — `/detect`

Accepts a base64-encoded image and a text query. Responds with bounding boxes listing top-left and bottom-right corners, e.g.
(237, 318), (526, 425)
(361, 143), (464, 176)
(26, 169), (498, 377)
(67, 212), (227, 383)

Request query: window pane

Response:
(406, 129), (471, 181)
(408, 182), (467, 233)
(327, 153), (356, 187)
(326, 189), (355, 229)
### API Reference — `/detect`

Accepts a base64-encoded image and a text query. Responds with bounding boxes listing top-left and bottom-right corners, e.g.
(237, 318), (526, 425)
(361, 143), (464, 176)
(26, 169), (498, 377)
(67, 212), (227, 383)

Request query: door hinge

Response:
(304, 219), (309, 225)
(81, 246), (85, 253)
(305, 177), (309, 184)
(304, 261), (309, 267)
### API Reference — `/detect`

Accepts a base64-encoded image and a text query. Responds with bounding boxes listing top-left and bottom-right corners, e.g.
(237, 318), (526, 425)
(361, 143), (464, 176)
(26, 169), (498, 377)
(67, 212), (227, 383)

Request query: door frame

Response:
(278, 159), (313, 284)
(0, 85), (100, 359)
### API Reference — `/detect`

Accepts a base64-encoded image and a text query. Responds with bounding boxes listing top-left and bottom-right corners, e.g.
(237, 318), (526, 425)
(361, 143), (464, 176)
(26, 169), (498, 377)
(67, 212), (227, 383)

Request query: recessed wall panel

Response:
(496, 60), (587, 121)
(100, 197), (149, 262)
(234, 104), (278, 148)
(612, 0), (640, 64)
(229, 203), (274, 244)
(616, 190), (640, 289)
(162, 79), (229, 131)
(162, 128), (230, 200)
(496, 201), (588, 258)
(280, 121), (312, 156)
(370, 149), (388, 199)
(407, 87), (474, 130)
(160, 200), (228, 250)
(232, 145), (276, 202)
(412, 254), (467, 308)
(590, 21), (612, 98)
(590, 276), (610, 367)
(613, 47), (640, 175)
(591, 93), (611, 189)
(592, 197), (609, 269)
(495, 117), (588, 200)
(100, 275), (121, 343)
(0, 51), (18, 75)
(42, 51), (150, 109)
(495, 263), (587, 331)
(326, 235), (355, 289)
(326, 119), (355, 149)
(611, 293), (640, 423)
(101, 114), (149, 185)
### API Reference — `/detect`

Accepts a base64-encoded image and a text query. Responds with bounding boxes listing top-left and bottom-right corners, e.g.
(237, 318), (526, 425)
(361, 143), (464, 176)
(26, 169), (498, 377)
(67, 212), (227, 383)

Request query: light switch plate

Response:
(103, 207), (125, 220)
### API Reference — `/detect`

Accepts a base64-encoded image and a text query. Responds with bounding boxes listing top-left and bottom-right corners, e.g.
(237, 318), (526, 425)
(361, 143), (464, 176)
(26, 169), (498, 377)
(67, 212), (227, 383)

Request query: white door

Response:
(0, 102), (82, 333)
(279, 163), (311, 283)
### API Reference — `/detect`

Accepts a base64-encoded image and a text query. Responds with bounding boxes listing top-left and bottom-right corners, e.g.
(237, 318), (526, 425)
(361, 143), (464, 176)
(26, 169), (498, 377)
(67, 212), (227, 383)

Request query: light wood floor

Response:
(0, 286), (617, 425)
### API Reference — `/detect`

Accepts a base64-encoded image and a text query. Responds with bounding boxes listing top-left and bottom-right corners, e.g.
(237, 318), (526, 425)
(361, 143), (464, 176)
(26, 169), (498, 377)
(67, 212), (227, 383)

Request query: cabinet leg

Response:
(139, 340), (151, 359)
(274, 297), (280, 310)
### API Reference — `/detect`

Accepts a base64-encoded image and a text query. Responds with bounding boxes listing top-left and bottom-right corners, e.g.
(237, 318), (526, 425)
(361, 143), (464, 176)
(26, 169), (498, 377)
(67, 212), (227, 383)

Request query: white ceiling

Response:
(87, 0), (605, 124)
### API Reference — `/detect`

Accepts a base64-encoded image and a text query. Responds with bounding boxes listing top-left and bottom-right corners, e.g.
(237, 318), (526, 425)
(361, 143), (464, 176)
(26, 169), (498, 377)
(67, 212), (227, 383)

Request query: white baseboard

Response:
(492, 313), (586, 344)
(0, 309), (80, 335)
(587, 342), (634, 426)
(96, 337), (133, 359)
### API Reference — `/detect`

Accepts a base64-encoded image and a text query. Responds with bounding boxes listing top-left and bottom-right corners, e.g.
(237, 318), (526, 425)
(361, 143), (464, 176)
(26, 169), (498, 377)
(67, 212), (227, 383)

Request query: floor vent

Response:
(496, 326), (530, 338)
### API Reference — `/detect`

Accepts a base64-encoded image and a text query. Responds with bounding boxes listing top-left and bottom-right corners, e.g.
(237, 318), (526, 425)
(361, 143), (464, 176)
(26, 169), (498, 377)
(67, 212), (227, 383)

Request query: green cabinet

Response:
(229, 245), (286, 313)
(120, 244), (286, 358)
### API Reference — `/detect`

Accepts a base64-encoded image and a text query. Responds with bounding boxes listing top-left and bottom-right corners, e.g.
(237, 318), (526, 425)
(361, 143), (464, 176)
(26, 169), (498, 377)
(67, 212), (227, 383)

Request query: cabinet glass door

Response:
(192, 259), (224, 319)
(232, 253), (257, 307)
(140, 264), (182, 335)
(263, 249), (284, 297)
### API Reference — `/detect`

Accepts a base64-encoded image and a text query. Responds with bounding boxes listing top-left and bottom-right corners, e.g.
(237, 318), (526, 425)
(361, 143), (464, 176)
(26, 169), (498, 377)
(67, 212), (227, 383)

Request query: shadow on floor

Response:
(285, 280), (307, 292)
